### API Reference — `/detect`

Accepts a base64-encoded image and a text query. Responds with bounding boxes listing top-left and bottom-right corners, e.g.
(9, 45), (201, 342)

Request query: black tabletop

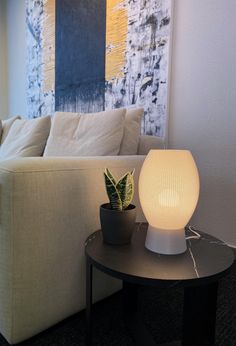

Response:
(85, 223), (234, 287)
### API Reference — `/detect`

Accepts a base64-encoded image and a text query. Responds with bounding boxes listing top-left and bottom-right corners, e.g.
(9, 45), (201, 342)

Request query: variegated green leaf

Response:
(104, 168), (117, 186)
(116, 170), (135, 210)
(123, 172), (134, 209)
(116, 173), (128, 209)
(104, 171), (122, 211)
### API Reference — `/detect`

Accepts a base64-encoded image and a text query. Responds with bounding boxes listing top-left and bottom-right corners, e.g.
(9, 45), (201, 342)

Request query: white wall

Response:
(2, 0), (236, 246)
(169, 0), (236, 246)
(6, 0), (27, 116)
(0, 0), (8, 119)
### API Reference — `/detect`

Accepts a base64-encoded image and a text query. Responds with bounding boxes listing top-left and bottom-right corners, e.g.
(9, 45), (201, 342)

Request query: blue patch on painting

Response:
(55, 0), (106, 113)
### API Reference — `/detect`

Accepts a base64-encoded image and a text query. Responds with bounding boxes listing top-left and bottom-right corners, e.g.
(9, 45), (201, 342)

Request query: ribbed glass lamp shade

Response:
(139, 150), (200, 254)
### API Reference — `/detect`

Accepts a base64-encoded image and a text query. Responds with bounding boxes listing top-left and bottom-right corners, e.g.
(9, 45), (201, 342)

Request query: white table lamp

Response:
(139, 150), (200, 255)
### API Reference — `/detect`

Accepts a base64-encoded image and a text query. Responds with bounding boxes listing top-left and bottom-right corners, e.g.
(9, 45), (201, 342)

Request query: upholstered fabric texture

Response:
(0, 121), (2, 142)
(137, 134), (165, 155)
(1, 116), (21, 144)
(0, 156), (146, 344)
(119, 108), (144, 155)
(0, 116), (51, 160)
(44, 109), (126, 157)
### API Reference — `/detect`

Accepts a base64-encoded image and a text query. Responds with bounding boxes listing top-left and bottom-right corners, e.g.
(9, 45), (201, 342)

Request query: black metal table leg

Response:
(182, 282), (218, 346)
(123, 281), (138, 317)
(123, 281), (157, 346)
(86, 258), (93, 346)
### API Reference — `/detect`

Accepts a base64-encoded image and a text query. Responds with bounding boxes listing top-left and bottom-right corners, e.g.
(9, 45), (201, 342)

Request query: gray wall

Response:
(0, 0), (8, 119)
(169, 0), (236, 246)
(6, 0), (27, 116)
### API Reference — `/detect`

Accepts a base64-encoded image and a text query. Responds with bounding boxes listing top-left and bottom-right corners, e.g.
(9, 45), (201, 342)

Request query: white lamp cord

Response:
(185, 226), (201, 240)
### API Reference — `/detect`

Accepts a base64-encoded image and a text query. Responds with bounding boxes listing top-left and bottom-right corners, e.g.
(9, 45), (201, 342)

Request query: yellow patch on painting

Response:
(106, 0), (127, 81)
(42, 0), (55, 93)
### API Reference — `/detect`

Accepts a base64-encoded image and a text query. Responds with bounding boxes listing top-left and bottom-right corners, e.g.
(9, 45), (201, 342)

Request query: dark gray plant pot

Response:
(100, 203), (136, 245)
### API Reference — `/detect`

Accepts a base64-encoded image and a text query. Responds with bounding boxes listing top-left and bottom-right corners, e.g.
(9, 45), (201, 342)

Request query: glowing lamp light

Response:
(139, 150), (200, 255)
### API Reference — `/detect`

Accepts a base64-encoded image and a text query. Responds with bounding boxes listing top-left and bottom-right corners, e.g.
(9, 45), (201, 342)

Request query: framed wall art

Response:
(26, 0), (173, 138)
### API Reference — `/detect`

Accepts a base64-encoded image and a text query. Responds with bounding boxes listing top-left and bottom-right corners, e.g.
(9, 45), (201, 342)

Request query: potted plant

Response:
(100, 168), (136, 245)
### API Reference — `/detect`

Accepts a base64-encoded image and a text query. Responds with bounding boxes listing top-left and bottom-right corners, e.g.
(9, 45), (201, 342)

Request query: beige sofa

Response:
(0, 135), (163, 344)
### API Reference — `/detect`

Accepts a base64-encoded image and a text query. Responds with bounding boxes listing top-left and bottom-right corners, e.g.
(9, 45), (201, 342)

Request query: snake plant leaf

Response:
(116, 170), (135, 210)
(104, 168), (117, 186)
(104, 171), (122, 211)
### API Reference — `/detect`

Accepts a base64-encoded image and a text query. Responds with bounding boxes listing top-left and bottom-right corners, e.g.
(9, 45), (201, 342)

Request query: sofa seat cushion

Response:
(0, 116), (51, 160)
(44, 109), (126, 157)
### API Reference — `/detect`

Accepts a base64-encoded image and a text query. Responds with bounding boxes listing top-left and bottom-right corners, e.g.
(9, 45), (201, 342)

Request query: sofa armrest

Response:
(0, 156), (146, 343)
(137, 135), (165, 154)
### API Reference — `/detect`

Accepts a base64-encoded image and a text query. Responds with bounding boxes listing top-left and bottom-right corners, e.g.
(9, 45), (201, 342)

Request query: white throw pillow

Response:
(1, 116), (21, 144)
(44, 108), (126, 157)
(119, 108), (144, 155)
(0, 116), (51, 159)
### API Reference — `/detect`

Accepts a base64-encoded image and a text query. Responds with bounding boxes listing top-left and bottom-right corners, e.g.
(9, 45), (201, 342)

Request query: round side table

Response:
(85, 223), (234, 346)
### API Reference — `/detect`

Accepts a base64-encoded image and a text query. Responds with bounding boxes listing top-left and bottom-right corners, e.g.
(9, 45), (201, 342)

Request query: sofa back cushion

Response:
(1, 116), (21, 144)
(0, 116), (51, 160)
(0, 120), (2, 142)
(44, 109), (126, 157)
(137, 135), (165, 155)
(119, 108), (143, 155)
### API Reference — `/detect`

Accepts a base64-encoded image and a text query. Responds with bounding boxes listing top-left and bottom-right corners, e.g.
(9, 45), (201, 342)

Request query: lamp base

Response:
(145, 225), (187, 255)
